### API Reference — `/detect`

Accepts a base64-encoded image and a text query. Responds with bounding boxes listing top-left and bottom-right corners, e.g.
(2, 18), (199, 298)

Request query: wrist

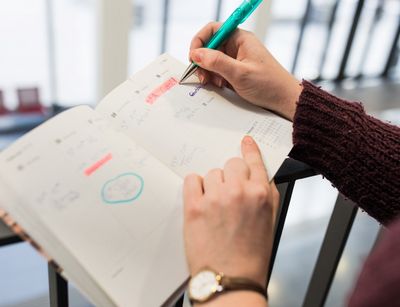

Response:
(281, 77), (302, 122)
(193, 290), (268, 307)
(189, 268), (268, 306)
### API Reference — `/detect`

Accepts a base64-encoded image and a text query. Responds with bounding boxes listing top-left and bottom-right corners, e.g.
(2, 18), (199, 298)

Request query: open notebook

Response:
(0, 54), (293, 306)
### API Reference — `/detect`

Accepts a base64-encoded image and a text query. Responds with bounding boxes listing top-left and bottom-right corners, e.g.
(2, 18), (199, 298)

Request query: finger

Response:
(197, 67), (224, 86)
(196, 68), (211, 85)
(195, 69), (205, 84)
(220, 79), (228, 88)
(190, 22), (222, 51)
(241, 136), (269, 183)
(183, 174), (204, 207)
(223, 157), (250, 182)
(203, 168), (224, 194)
(196, 42), (227, 86)
(269, 181), (280, 217)
(189, 48), (244, 86)
(211, 74), (225, 88)
(226, 82), (234, 91)
(270, 181), (279, 202)
(201, 70), (211, 85)
(224, 28), (253, 58)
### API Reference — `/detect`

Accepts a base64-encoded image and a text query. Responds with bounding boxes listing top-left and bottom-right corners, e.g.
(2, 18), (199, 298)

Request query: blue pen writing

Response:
(189, 85), (203, 97)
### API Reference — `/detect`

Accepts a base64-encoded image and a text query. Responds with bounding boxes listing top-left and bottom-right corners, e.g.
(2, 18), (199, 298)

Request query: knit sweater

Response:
(289, 80), (400, 307)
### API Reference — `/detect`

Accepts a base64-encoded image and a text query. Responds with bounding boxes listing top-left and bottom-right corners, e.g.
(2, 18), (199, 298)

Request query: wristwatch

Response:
(188, 268), (268, 304)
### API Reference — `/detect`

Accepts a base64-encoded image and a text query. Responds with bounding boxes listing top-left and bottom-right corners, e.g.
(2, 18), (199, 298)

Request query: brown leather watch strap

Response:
(221, 276), (268, 300)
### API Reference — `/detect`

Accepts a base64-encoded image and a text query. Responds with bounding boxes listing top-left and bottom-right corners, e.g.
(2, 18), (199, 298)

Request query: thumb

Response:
(190, 48), (242, 85)
(241, 136), (269, 183)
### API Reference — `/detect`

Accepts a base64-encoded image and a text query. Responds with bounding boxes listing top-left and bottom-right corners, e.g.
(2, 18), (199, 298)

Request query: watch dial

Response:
(190, 270), (219, 301)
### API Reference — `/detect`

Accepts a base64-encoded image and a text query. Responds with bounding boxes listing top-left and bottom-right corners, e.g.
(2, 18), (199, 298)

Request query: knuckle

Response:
(190, 38), (199, 50)
(207, 168), (222, 177)
(256, 184), (269, 202)
(205, 194), (220, 207)
(246, 30), (257, 39)
(236, 66), (252, 84)
(249, 183), (269, 205)
(208, 21), (221, 29)
(211, 51), (224, 68)
(184, 173), (200, 187)
(224, 157), (244, 168)
(226, 184), (244, 203)
(186, 202), (203, 220)
(185, 173), (197, 182)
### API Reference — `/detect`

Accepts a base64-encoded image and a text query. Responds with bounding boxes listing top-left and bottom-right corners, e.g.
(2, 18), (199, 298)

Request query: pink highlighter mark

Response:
(84, 153), (113, 176)
(146, 77), (178, 105)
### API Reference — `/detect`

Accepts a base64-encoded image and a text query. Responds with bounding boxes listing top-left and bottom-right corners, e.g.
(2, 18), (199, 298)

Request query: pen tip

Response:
(179, 63), (198, 85)
(179, 75), (189, 85)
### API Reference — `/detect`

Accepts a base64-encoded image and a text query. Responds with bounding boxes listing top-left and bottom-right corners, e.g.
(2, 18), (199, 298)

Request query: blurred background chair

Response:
(16, 87), (44, 114)
(0, 90), (8, 115)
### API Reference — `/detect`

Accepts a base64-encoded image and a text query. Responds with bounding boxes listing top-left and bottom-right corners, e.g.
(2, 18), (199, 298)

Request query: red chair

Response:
(0, 90), (9, 115)
(0, 90), (4, 113)
(16, 87), (43, 113)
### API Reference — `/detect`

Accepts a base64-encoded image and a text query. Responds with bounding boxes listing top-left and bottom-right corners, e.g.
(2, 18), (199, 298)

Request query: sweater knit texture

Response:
(290, 81), (400, 225)
(289, 80), (400, 307)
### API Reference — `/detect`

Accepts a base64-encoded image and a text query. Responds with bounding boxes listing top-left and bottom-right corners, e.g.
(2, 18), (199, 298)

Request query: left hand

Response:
(183, 136), (280, 286)
(189, 23), (302, 121)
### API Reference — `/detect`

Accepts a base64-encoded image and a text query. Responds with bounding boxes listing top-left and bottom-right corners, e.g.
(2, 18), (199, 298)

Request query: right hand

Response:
(183, 136), (279, 288)
(189, 22), (302, 121)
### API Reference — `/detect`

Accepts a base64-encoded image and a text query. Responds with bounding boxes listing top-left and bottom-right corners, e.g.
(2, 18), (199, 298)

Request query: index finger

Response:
(241, 136), (269, 183)
(183, 173), (204, 205)
(190, 22), (222, 51)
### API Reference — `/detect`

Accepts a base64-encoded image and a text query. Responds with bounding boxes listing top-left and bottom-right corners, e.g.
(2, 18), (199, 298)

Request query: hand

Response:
(183, 136), (280, 287)
(189, 22), (302, 121)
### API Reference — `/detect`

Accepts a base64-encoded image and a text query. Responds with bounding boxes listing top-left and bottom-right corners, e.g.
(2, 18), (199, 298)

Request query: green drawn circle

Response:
(101, 173), (144, 205)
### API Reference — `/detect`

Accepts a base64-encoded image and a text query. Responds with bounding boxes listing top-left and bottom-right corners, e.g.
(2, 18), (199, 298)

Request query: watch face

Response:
(189, 270), (219, 302)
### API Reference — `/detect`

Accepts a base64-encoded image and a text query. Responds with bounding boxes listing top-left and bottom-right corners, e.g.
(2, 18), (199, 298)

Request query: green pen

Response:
(179, 0), (264, 84)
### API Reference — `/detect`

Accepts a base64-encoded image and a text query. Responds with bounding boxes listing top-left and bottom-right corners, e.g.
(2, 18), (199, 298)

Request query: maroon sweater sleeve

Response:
(289, 80), (400, 226)
(289, 81), (400, 307)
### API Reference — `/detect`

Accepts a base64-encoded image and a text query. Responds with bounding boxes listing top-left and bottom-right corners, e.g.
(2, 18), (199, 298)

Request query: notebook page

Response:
(96, 54), (293, 179)
(0, 180), (114, 307)
(0, 106), (187, 306)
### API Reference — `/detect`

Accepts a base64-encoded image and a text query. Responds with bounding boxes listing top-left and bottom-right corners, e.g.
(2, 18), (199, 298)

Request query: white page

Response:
(0, 106), (187, 306)
(96, 54), (293, 179)
(0, 179), (114, 307)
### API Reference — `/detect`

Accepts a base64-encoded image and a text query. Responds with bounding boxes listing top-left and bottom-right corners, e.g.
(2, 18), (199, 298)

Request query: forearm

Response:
(289, 80), (400, 225)
(194, 291), (268, 307)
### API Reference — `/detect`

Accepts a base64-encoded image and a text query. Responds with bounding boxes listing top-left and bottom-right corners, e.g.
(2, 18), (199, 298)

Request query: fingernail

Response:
(243, 136), (254, 145)
(191, 50), (203, 64)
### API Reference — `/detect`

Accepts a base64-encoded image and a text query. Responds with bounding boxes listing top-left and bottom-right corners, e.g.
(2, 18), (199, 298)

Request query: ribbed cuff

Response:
(289, 80), (400, 225)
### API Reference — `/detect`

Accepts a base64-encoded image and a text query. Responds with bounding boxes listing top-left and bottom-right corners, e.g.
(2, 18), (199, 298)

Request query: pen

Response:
(179, 0), (264, 84)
